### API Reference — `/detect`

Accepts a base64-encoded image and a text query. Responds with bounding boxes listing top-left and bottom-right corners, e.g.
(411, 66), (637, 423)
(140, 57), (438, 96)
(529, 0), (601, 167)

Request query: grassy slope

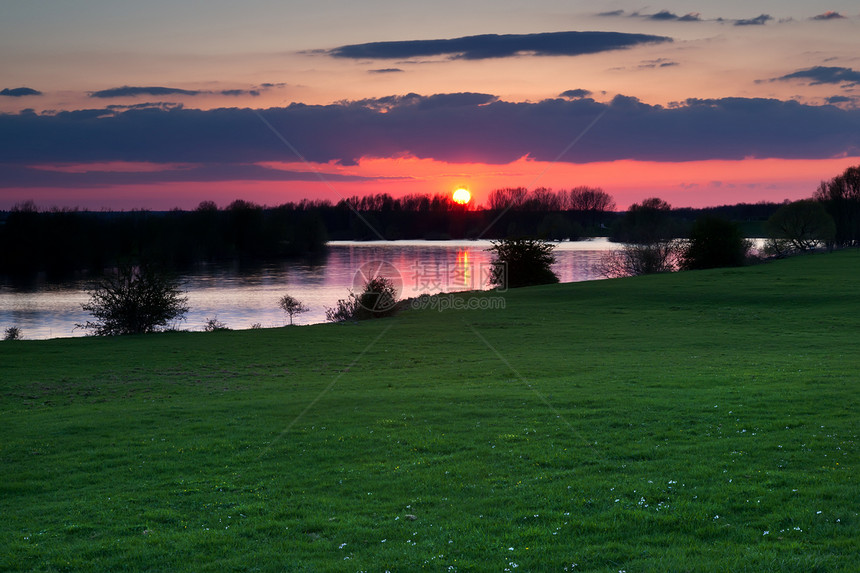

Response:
(1, 251), (858, 572)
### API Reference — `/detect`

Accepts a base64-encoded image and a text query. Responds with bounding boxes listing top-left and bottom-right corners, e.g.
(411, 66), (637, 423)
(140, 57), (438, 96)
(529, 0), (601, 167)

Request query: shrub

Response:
(487, 238), (559, 289)
(325, 276), (399, 322)
(681, 216), (751, 270)
(597, 240), (681, 278)
(77, 262), (189, 335)
(3, 326), (23, 341)
(203, 316), (230, 331)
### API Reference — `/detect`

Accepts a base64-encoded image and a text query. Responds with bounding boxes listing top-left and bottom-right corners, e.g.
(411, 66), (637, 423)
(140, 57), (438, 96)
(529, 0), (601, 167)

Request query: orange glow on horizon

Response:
(6, 155), (860, 211)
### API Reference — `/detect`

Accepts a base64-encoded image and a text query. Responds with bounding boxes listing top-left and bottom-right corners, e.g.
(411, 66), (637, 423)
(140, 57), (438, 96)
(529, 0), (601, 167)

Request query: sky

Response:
(2, 0), (860, 210)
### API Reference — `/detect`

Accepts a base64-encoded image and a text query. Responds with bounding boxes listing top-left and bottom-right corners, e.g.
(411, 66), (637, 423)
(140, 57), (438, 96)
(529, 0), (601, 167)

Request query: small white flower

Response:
(763, 530), (769, 535)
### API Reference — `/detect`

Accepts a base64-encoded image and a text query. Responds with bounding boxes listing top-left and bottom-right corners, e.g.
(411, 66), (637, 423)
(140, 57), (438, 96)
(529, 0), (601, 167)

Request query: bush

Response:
(3, 326), (23, 341)
(487, 238), (559, 289)
(77, 262), (189, 335)
(203, 316), (230, 331)
(681, 216), (751, 270)
(325, 276), (399, 322)
(597, 240), (681, 278)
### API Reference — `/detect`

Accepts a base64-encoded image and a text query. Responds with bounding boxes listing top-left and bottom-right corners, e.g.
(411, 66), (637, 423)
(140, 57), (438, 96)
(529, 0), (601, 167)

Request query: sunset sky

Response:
(2, 1), (860, 210)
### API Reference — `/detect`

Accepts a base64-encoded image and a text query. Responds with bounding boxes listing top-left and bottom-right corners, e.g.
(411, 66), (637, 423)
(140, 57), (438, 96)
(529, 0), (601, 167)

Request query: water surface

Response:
(0, 239), (616, 340)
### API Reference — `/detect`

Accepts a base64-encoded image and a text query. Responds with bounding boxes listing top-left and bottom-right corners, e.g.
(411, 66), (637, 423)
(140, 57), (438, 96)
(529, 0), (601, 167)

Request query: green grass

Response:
(2, 250), (858, 572)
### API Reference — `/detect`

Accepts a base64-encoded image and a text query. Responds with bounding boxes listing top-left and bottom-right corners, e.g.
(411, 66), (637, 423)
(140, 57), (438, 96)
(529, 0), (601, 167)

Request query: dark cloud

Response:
(734, 14), (772, 26)
(774, 66), (860, 86)
(826, 95), (853, 104)
(599, 10), (701, 22)
(328, 31), (672, 60)
(368, 68), (404, 74)
(1, 87), (42, 97)
(0, 162), (385, 188)
(105, 102), (185, 111)
(219, 89), (261, 97)
(559, 89), (592, 99)
(812, 11), (846, 20)
(90, 86), (201, 98)
(649, 10), (678, 20)
(2, 94), (859, 188)
(639, 58), (679, 69)
(90, 86), (262, 98)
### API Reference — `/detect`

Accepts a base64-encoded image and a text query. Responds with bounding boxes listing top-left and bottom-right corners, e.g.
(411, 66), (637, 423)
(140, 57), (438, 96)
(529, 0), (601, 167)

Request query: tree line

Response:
(0, 199), (328, 278)
(2, 166), (858, 280)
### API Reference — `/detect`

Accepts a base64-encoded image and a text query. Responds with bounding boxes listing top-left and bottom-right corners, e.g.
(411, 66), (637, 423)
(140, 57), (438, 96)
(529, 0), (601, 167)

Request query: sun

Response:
(452, 188), (471, 205)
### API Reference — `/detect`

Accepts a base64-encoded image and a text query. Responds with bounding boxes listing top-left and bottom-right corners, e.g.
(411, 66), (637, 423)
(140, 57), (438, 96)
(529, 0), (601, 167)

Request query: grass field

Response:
(2, 250), (858, 572)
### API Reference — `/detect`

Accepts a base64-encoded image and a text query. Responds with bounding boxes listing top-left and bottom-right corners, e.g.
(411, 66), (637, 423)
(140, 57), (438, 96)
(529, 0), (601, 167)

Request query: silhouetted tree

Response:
(278, 294), (309, 325)
(681, 216), (751, 270)
(77, 262), (189, 335)
(567, 187), (616, 228)
(487, 187), (529, 210)
(611, 197), (676, 244)
(765, 200), (836, 256)
(488, 238), (559, 288)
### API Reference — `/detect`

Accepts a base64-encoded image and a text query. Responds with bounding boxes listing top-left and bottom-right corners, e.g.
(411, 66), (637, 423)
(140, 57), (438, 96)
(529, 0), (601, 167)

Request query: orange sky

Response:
(2, 2), (860, 210)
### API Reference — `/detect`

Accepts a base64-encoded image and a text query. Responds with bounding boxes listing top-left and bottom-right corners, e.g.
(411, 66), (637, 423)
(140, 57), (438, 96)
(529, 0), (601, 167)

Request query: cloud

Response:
(1, 87), (42, 97)
(2, 94), (859, 186)
(89, 86), (263, 98)
(0, 162), (385, 188)
(368, 68), (404, 74)
(773, 66), (860, 86)
(559, 89), (592, 99)
(826, 95), (854, 104)
(639, 58), (679, 69)
(646, 10), (701, 22)
(328, 31), (672, 60)
(598, 9), (702, 22)
(734, 14), (772, 26)
(219, 89), (261, 97)
(90, 86), (201, 98)
(811, 11), (846, 20)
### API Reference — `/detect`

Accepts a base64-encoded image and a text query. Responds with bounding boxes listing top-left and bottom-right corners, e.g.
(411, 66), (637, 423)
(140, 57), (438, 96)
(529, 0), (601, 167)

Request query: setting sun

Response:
(452, 188), (471, 205)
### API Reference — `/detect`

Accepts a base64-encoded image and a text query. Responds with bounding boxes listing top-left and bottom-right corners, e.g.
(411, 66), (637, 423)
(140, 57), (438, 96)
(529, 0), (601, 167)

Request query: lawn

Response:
(1, 250), (858, 572)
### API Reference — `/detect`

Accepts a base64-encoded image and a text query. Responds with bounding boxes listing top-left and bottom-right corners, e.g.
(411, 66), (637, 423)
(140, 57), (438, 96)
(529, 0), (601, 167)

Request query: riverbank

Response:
(2, 250), (858, 571)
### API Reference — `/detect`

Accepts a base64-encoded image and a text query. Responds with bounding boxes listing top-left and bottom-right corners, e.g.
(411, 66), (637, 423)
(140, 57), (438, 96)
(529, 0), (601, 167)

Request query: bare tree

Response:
(813, 165), (860, 247)
(487, 187), (529, 210)
(567, 187), (616, 227)
(278, 294), (309, 325)
(765, 200), (836, 255)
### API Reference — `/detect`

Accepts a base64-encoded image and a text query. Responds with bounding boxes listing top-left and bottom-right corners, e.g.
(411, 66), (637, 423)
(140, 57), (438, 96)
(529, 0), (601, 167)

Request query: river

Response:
(1, 239), (618, 340)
